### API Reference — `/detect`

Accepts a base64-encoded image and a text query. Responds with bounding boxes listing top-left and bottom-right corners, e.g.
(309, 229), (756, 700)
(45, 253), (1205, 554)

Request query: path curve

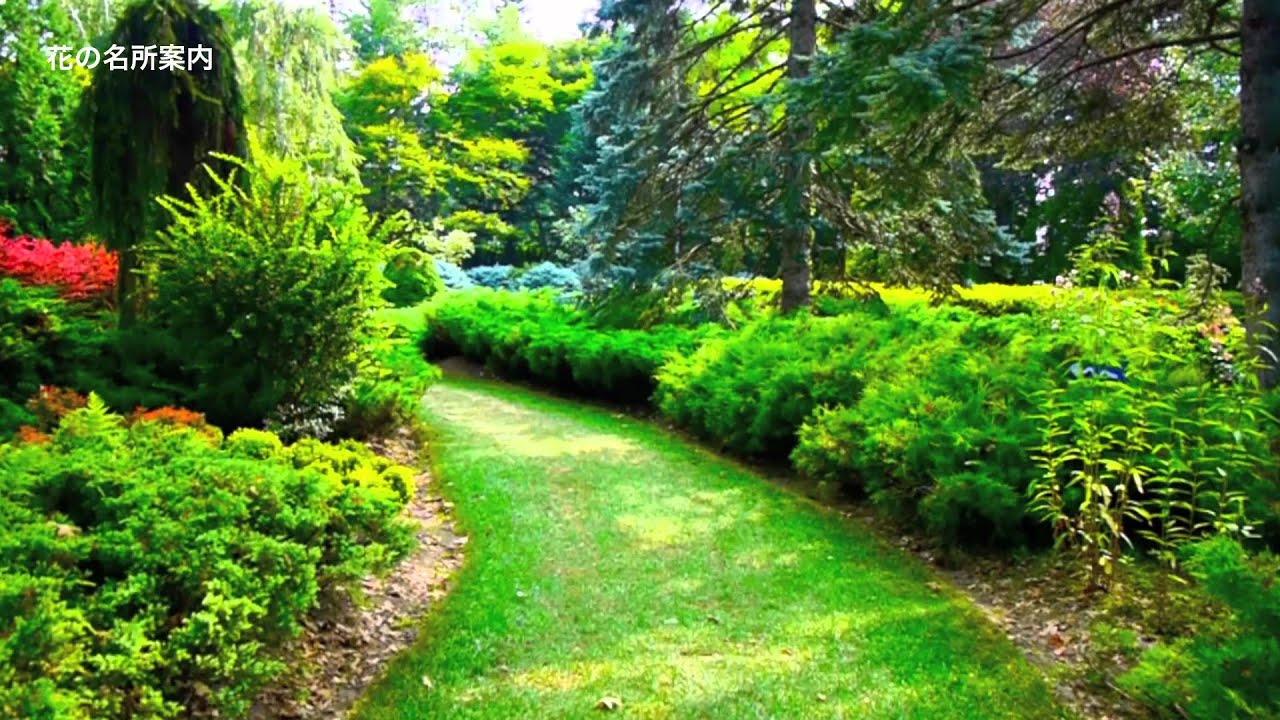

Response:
(352, 379), (1063, 719)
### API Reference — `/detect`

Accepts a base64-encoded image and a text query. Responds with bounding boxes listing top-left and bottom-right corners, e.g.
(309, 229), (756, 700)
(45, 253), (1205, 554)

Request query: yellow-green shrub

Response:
(0, 398), (415, 719)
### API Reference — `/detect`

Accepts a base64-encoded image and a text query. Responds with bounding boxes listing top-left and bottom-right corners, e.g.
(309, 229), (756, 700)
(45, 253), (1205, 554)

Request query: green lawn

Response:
(352, 379), (1064, 719)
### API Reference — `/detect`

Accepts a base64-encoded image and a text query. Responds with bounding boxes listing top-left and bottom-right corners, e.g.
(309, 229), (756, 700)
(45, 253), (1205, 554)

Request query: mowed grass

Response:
(352, 379), (1065, 719)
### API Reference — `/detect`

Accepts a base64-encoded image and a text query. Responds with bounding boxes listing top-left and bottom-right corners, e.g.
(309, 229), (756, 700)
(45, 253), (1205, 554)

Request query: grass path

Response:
(351, 379), (1064, 719)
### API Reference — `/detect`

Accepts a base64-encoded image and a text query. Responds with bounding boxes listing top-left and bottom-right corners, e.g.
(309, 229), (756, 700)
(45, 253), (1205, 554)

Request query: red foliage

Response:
(129, 406), (211, 429)
(26, 386), (89, 432)
(15, 425), (52, 445)
(0, 225), (118, 304)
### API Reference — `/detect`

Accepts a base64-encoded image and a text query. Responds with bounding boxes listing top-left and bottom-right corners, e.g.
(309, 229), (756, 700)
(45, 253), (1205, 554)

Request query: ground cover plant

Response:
(0, 396), (416, 719)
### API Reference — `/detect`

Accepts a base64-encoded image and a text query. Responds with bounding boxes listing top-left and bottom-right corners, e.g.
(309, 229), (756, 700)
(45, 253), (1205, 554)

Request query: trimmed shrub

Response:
(0, 396), (415, 719)
(516, 262), (581, 294)
(424, 289), (716, 404)
(465, 264), (516, 290)
(434, 259), (474, 290)
(381, 247), (442, 307)
(654, 315), (866, 457)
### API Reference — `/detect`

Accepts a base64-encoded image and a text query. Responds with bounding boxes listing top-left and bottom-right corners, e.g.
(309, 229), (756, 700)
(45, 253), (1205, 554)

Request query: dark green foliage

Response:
(88, 0), (248, 317)
(0, 397), (414, 718)
(654, 316), (867, 458)
(0, 280), (164, 429)
(424, 289), (716, 404)
(1120, 537), (1280, 719)
(0, 0), (91, 239)
(666, 304), (1056, 545)
(0, 279), (213, 433)
(142, 158), (387, 429)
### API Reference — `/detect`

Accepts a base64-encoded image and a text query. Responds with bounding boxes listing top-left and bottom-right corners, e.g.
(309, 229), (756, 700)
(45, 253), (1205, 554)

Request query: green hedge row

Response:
(424, 289), (1278, 547)
(422, 289), (719, 404)
(0, 400), (416, 719)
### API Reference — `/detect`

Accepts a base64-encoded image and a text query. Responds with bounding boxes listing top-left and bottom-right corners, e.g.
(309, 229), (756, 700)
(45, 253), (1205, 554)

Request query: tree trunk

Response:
(779, 0), (816, 314)
(1241, 0), (1280, 385)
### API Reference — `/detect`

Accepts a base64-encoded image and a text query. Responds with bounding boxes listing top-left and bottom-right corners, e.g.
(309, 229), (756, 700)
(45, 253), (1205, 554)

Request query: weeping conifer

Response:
(87, 0), (247, 322)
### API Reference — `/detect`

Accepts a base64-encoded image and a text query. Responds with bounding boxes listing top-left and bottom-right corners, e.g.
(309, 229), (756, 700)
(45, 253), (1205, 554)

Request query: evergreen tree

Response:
(87, 0), (248, 321)
(0, 0), (92, 239)
(224, 0), (361, 183)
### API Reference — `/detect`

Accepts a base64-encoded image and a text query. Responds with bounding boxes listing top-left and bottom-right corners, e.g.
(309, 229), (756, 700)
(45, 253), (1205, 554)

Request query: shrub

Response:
(465, 264), (516, 290)
(143, 157), (388, 429)
(381, 247), (442, 307)
(334, 314), (441, 439)
(0, 282), (158, 431)
(1120, 537), (1280, 719)
(658, 303), (1058, 544)
(655, 315), (866, 457)
(0, 229), (117, 304)
(424, 289), (715, 404)
(225, 428), (284, 459)
(26, 385), (88, 431)
(0, 396), (415, 718)
(516, 262), (581, 294)
(434, 259), (474, 290)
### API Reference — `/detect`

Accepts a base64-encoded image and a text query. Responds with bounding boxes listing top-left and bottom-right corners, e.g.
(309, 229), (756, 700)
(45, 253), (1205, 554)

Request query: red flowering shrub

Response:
(0, 226), (117, 303)
(25, 386), (88, 432)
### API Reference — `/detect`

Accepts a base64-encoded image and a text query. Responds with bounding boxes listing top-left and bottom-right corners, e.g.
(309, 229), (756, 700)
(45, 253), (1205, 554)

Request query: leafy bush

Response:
(381, 247), (442, 307)
(434, 259), (474, 290)
(143, 157), (388, 429)
(516, 262), (581, 294)
(1026, 272), (1276, 586)
(1120, 537), (1280, 719)
(0, 396), (415, 719)
(465, 264), (516, 290)
(333, 311), (441, 439)
(0, 280), (151, 429)
(0, 228), (117, 304)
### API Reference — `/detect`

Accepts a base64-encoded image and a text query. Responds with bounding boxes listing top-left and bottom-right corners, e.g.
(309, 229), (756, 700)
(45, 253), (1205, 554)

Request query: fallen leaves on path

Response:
(249, 428), (465, 720)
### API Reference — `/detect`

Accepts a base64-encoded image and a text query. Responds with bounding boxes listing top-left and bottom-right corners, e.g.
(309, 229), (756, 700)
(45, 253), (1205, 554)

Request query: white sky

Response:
(311, 0), (600, 43)
(520, 0), (598, 41)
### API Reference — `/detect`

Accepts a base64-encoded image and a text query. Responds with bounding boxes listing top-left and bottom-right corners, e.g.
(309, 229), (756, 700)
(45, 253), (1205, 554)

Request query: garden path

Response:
(351, 379), (1064, 719)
